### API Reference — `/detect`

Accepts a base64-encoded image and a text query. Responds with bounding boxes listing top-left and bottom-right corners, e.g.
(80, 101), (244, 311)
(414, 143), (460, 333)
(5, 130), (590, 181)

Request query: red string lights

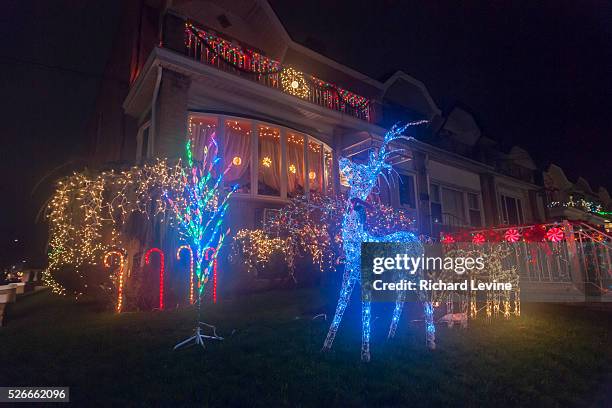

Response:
(204, 247), (218, 303)
(145, 247), (165, 310)
(177, 245), (195, 304)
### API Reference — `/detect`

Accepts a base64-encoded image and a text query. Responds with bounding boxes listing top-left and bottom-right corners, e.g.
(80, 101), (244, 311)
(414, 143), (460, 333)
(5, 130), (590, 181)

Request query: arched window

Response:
(188, 113), (333, 199)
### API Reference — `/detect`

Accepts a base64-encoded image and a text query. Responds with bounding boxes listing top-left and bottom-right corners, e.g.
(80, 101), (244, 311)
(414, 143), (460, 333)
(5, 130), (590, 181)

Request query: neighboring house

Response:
(544, 164), (611, 227)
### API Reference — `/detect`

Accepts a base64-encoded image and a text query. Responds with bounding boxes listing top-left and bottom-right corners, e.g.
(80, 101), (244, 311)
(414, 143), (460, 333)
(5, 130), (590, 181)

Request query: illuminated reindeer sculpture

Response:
(322, 123), (436, 362)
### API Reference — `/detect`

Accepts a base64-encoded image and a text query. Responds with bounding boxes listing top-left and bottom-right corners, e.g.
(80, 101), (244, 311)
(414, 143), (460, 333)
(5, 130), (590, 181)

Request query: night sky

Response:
(1, 0), (610, 268)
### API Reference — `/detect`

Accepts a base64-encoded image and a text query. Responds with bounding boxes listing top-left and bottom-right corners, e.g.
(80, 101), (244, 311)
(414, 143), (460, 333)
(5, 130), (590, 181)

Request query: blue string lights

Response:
(322, 123), (435, 361)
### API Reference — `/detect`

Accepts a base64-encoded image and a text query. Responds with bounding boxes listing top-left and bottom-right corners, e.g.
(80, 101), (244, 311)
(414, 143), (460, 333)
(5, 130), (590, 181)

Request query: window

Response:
(257, 125), (281, 196)
(187, 113), (331, 199)
(398, 174), (416, 208)
(442, 187), (466, 225)
(430, 184), (442, 223)
(224, 119), (252, 193)
(430, 183), (474, 227)
(468, 193), (482, 227)
(501, 195), (523, 225)
(307, 139), (323, 193)
(188, 116), (217, 161)
(286, 132), (305, 198)
(136, 122), (151, 161)
(324, 149), (334, 194)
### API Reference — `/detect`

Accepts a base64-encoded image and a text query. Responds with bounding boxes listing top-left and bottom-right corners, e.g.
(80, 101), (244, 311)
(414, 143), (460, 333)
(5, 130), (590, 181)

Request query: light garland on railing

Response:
(185, 23), (370, 114)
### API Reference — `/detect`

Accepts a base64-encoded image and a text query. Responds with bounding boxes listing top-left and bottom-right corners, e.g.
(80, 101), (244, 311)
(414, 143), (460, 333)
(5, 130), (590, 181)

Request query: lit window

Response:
(287, 132), (305, 198)
(257, 125), (281, 196)
(324, 149), (333, 194)
(224, 119), (251, 193)
(308, 140), (323, 193)
(188, 115), (217, 162)
(187, 114), (334, 199)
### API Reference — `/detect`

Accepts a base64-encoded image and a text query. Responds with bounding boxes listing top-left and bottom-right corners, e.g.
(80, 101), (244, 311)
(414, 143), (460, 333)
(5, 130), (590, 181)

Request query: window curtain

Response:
(224, 125), (251, 191)
(308, 141), (323, 192)
(258, 131), (281, 195)
(190, 122), (217, 162)
(442, 188), (466, 224)
(324, 150), (333, 194)
(287, 134), (305, 196)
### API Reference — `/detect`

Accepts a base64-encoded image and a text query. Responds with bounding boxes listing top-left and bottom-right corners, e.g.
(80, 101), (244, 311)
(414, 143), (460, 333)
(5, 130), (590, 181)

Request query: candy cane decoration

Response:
(145, 247), (165, 310)
(204, 247), (218, 303)
(104, 250), (126, 313)
(177, 245), (195, 304)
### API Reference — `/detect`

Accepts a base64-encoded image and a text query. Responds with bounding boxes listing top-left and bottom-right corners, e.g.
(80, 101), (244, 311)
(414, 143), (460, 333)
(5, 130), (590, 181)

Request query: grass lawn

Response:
(1, 288), (610, 407)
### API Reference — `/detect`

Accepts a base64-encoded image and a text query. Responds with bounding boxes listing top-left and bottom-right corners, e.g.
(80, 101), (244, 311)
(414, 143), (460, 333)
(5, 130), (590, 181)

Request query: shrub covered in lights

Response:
(45, 161), (184, 301)
(230, 193), (418, 281)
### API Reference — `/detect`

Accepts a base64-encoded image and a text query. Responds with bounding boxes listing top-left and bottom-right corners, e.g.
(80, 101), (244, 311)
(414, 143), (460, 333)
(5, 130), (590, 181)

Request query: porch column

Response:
(480, 173), (499, 226)
(154, 69), (191, 159)
(413, 151), (431, 236)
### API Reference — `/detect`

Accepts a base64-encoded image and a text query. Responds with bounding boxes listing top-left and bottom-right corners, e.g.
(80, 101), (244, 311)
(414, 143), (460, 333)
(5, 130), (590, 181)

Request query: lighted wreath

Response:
(281, 67), (310, 98)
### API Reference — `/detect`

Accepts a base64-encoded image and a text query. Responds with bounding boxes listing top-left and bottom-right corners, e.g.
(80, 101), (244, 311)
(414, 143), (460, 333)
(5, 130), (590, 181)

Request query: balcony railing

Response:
(181, 21), (371, 122)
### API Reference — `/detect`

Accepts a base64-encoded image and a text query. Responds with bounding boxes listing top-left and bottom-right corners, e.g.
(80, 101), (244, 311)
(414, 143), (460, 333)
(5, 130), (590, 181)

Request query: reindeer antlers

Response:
(372, 120), (428, 167)
(378, 120), (428, 159)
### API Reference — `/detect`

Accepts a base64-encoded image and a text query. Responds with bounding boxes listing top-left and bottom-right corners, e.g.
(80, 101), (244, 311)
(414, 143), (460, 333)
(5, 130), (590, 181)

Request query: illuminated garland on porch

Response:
(185, 23), (370, 111)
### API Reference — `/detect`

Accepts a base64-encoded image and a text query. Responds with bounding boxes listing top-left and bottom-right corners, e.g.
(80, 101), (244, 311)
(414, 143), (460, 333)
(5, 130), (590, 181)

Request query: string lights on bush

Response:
(44, 159), (183, 298)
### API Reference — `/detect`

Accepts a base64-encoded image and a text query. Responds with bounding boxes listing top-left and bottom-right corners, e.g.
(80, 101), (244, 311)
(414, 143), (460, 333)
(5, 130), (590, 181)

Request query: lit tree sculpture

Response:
(322, 123), (435, 362)
(166, 138), (235, 349)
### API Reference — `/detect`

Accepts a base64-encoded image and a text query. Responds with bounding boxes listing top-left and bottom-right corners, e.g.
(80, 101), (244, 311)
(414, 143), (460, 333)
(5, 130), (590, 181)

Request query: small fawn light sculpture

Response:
(322, 123), (435, 361)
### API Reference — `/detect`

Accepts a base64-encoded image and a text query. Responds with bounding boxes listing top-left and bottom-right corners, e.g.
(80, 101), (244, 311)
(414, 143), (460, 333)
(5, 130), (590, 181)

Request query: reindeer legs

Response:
(388, 291), (406, 339)
(323, 269), (358, 352)
(424, 301), (436, 349)
(361, 299), (371, 362)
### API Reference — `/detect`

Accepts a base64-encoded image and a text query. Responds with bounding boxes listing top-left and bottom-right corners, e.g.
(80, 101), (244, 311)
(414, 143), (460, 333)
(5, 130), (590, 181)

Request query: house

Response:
(544, 164), (611, 228)
(89, 0), (549, 233)
(84, 0), (609, 299)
